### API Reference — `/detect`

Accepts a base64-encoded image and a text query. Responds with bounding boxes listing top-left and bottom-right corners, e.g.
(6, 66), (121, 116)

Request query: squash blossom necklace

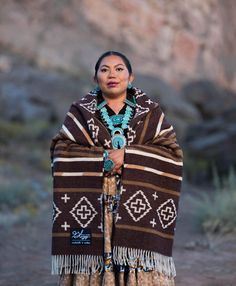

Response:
(97, 96), (136, 172)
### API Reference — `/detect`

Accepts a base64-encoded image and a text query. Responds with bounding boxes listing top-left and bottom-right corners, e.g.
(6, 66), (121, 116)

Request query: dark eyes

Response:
(100, 67), (124, 73)
(100, 68), (108, 73)
(116, 67), (124, 71)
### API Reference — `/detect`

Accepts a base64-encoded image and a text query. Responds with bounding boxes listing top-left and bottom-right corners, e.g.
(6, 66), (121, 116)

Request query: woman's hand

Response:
(107, 148), (125, 174)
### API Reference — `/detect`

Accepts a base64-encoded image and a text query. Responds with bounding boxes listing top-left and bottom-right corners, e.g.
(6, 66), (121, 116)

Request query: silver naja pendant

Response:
(111, 128), (126, 149)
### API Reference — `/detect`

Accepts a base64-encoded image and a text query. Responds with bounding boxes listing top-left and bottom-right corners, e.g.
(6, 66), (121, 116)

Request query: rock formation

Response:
(0, 0), (235, 91)
(0, 1), (236, 182)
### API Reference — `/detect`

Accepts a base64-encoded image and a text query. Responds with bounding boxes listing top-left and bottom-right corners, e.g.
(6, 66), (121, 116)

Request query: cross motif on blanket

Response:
(61, 221), (70, 231)
(98, 222), (103, 232)
(97, 194), (103, 203)
(152, 192), (158, 200)
(104, 139), (111, 148)
(124, 190), (152, 222)
(150, 218), (157, 228)
(61, 194), (70, 203)
(161, 207), (174, 221)
(70, 197), (98, 228)
(130, 199), (146, 214)
(120, 186), (126, 194)
(157, 199), (177, 229)
(115, 213), (122, 223)
(76, 205), (92, 219)
(146, 99), (153, 104)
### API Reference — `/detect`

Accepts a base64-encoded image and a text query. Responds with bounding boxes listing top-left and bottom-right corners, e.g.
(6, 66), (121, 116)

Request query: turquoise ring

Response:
(104, 158), (115, 172)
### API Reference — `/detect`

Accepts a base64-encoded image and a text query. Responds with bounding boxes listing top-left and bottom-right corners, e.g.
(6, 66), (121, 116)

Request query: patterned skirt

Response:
(58, 176), (175, 286)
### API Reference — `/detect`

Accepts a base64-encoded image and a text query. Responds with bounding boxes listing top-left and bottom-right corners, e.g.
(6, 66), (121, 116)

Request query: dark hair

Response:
(94, 51), (133, 78)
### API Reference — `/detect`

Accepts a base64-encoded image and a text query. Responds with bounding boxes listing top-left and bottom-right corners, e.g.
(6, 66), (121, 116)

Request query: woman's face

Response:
(95, 55), (134, 98)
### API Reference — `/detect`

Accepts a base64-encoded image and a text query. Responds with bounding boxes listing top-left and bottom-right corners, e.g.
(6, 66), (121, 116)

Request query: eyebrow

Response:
(100, 64), (125, 68)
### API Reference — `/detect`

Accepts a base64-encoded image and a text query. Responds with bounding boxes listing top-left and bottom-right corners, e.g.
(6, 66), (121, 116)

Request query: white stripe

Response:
(154, 112), (164, 138)
(124, 164), (182, 181)
(62, 125), (76, 142)
(53, 157), (103, 163)
(159, 126), (173, 136)
(143, 166), (182, 181)
(67, 112), (94, 146)
(126, 149), (183, 166)
(54, 172), (103, 177)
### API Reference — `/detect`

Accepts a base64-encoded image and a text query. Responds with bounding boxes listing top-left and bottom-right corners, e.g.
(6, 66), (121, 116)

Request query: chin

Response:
(103, 89), (126, 98)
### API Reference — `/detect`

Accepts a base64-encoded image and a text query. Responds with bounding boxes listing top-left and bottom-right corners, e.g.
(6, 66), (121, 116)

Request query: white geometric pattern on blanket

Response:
(136, 93), (144, 99)
(104, 139), (111, 148)
(53, 202), (62, 223)
(135, 89), (145, 99)
(134, 104), (150, 118)
(88, 90), (98, 96)
(97, 194), (103, 232)
(126, 127), (136, 145)
(80, 99), (97, 114)
(156, 199), (177, 229)
(115, 213), (122, 223)
(70, 196), (98, 228)
(87, 118), (99, 143)
(145, 99), (153, 105)
(124, 190), (152, 222)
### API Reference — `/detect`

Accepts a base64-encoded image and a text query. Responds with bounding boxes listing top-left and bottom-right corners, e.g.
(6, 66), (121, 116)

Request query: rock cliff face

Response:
(0, 0), (235, 91)
(1, 0), (236, 181)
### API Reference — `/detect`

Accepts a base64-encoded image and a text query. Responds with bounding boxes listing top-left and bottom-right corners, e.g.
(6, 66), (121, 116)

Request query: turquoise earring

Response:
(127, 82), (133, 89)
(94, 85), (101, 92)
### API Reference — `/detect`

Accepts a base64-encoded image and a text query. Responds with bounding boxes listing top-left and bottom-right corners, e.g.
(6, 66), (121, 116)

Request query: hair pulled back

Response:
(94, 51), (133, 78)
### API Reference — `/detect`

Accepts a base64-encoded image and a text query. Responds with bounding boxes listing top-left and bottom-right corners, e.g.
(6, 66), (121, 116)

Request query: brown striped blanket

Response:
(50, 87), (183, 277)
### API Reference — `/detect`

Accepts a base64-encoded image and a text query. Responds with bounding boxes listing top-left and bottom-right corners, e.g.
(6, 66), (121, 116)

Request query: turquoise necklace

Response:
(98, 97), (135, 149)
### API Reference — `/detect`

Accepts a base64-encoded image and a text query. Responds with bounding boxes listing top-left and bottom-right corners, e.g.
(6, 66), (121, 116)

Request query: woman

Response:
(51, 51), (183, 286)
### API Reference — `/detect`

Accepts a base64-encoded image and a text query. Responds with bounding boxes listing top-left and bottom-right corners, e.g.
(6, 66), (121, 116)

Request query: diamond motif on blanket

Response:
(80, 99), (97, 114)
(124, 190), (152, 222)
(53, 202), (62, 223)
(156, 199), (177, 229)
(70, 196), (98, 228)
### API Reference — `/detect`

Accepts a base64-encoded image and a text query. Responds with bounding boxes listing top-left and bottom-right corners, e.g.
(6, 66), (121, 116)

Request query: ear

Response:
(93, 76), (98, 84)
(129, 74), (135, 83)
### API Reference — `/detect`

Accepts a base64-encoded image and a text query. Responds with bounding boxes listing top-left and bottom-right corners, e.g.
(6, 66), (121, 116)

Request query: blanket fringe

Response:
(51, 255), (104, 275)
(113, 246), (176, 278)
(52, 249), (176, 277)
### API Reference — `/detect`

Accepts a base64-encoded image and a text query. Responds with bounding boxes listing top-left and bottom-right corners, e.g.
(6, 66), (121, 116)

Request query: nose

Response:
(108, 69), (116, 78)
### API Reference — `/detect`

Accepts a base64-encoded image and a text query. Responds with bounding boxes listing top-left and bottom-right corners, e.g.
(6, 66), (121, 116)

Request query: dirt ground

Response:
(0, 182), (235, 286)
